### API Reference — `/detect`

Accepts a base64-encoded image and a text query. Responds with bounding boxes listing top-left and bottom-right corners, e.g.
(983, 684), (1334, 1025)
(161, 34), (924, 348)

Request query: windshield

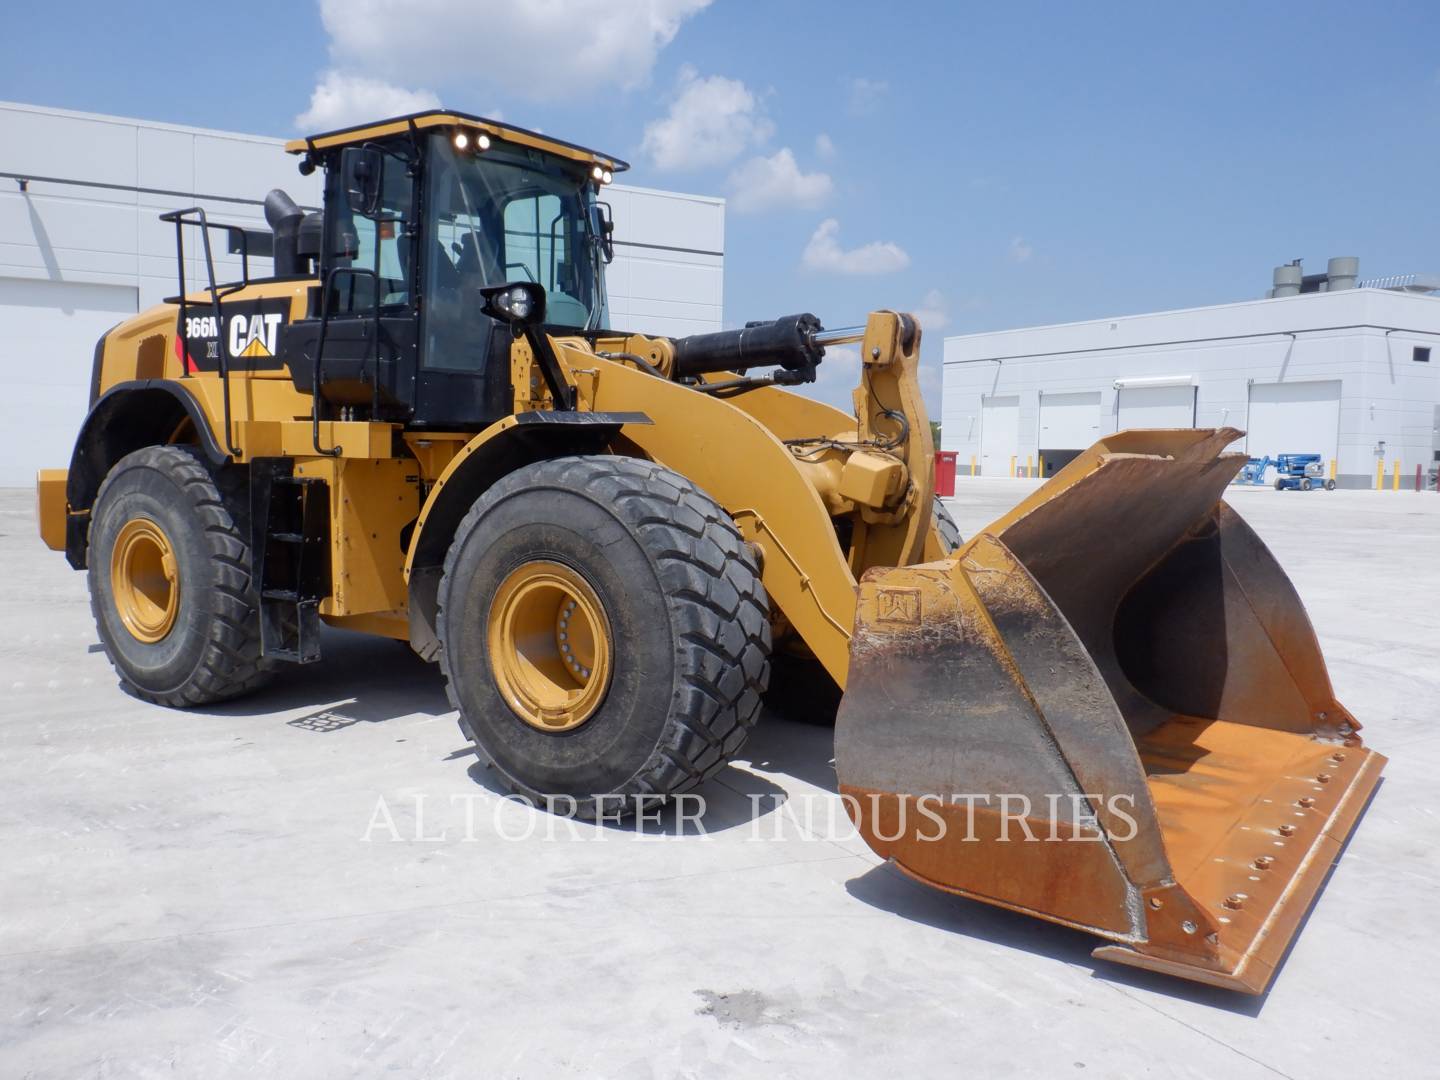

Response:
(425, 133), (607, 333)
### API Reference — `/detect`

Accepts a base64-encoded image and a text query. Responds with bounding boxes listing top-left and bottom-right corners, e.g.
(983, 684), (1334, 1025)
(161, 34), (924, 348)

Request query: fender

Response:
(63, 379), (227, 569)
(584, 357), (861, 684)
(403, 410), (650, 659)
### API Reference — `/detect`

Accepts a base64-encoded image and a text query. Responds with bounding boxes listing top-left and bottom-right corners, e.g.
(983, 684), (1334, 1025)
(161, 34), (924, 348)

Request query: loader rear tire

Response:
(438, 456), (771, 818)
(88, 445), (273, 707)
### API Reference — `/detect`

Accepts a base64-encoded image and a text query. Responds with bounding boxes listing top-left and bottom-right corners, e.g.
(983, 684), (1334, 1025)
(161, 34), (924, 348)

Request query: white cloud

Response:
(802, 218), (910, 275)
(727, 149), (832, 213)
(296, 70), (441, 131)
(641, 66), (774, 170)
(1008, 236), (1034, 263)
(814, 132), (836, 159)
(316, 0), (710, 102)
(911, 288), (949, 332)
(849, 77), (889, 115)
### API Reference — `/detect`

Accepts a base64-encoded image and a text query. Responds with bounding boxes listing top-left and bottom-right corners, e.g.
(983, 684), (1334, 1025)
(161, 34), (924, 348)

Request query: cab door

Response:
(283, 143), (421, 420)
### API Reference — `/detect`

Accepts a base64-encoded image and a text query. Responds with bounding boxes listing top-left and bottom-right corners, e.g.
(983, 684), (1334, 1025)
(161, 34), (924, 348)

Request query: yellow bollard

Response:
(1392, 459), (1401, 491)
(1329, 458), (1337, 482)
(1376, 459), (1384, 490)
(1010, 455), (1016, 478)
(1026, 454), (1034, 478)
(970, 455), (976, 477)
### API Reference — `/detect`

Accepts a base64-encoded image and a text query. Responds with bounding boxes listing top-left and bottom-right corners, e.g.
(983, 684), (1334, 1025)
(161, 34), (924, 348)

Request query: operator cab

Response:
(277, 111), (624, 430)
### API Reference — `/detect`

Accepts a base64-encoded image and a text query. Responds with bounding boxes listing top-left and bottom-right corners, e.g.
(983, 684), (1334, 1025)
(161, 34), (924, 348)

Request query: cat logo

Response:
(228, 312), (285, 359)
(876, 587), (921, 626)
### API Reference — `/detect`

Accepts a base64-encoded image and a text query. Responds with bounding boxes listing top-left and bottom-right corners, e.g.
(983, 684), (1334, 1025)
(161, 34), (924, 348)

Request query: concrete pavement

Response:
(0, 482), (1436, 1078)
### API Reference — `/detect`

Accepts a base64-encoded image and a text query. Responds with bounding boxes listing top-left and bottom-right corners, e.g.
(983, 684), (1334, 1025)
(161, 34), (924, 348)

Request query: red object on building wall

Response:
(935, 451), (958, 497)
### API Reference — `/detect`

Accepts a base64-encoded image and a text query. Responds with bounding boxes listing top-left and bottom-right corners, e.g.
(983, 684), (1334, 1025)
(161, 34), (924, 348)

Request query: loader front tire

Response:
(88, 445), (273, 707)
(438, 456), (771, 818)
(933, 496), (963, 554)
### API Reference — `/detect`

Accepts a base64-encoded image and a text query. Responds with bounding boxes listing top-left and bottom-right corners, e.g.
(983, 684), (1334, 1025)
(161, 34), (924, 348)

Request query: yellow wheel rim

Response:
(487, 560), (613, 732)
(111, 517), (180, 643)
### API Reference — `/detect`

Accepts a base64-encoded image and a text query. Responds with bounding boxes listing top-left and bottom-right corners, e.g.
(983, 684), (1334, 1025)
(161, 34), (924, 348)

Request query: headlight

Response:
(505, 287), (532, 319)
(480, 281), (547, 326)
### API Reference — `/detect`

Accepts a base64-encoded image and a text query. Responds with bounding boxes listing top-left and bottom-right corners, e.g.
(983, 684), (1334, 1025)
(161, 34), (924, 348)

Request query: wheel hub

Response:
(111, 517), (180, 643)
(487, 560), (613, 732)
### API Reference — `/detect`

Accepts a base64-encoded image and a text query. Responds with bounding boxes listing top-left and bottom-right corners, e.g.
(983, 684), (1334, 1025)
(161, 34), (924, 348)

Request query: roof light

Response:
(476, 133), (491, 151)
(601, 169), (613, 185)
(453, 131), (470, 151)
(591, 164), (604, 182)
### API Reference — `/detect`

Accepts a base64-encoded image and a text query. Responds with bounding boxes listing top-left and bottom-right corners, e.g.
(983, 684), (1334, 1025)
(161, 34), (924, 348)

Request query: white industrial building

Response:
(942, 266), (1440, 488)
(0, 101), (724, 486)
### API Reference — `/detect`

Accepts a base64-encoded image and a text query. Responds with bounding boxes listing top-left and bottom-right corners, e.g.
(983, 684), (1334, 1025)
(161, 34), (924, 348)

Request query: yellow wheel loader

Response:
(35, 111), (1384, 994)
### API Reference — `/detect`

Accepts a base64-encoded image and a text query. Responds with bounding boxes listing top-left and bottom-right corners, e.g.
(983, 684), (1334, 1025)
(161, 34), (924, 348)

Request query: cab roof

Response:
(284, 110), (630, 174)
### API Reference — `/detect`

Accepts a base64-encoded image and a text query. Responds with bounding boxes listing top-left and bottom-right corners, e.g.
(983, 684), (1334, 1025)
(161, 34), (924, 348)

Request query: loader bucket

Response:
(834, 428), (1385, 993)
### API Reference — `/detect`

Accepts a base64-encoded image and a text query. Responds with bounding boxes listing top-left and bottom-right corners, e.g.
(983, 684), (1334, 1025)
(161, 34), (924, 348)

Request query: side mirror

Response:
(341, 146), (384, 217)
(480, 281), (547, 327)
(588, 202), (614, 264)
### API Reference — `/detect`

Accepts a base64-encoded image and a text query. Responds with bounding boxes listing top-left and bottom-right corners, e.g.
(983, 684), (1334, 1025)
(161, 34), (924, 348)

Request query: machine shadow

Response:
(844, 863), (1269, 1017)
(460, 757), (789, 837)
(455, 704), (825, 837)
(194, 627), (451, 728)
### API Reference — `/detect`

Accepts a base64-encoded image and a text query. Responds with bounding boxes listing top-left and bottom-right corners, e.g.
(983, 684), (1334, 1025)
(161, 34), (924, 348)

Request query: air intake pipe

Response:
(264, 189), (306, 277)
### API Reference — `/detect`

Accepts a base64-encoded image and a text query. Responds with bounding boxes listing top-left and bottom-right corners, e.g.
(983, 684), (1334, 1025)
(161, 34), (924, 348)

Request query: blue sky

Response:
(6, 0), (1440, 412)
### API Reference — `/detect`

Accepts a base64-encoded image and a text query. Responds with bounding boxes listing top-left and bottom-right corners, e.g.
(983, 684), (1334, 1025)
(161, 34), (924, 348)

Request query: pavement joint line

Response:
(0, 852), (865, 963)
(1105, 982), (1299, 1080)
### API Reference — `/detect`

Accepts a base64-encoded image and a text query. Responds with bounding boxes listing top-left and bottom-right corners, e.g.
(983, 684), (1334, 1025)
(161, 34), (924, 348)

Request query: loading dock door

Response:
(980, 394), (1020, 476)
(1117, 384), (1195, 429)
(0, 278), (138, 486)
(1038, 391), (1101, 474)
(1246, 380), (1341, 462)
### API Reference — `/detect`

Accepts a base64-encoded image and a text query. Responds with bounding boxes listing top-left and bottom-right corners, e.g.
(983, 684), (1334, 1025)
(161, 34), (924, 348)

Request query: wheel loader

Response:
(35, 110), (1384, 994)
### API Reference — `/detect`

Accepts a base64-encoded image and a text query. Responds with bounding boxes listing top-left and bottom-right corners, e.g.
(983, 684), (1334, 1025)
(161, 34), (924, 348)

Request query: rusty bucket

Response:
(835, 429), (1385, 993)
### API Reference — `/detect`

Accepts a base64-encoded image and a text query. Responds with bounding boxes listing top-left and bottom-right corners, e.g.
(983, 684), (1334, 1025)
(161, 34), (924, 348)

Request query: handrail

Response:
(159, 207), (250, 457)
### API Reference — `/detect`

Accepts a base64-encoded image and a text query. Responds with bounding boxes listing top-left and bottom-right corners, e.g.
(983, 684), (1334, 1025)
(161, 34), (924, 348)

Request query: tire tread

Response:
(437, 455), (771, 811)
(89, 445), (273, 707)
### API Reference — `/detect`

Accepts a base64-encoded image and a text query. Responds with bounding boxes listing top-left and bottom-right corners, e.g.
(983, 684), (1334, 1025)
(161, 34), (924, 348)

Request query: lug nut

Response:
(1317, 773), (1332, 784)
(1330, 753), (1346, 763)
(1278, 824), (1296, 836)
(1148, 897), (1164, 910)
(1253, 855), (1274, 870)
(1298, 796), (1315, 808)
(1223, 893), (1247, 910)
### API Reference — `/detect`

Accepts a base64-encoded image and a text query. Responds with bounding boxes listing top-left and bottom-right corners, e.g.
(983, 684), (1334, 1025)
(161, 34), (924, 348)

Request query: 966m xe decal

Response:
(180, 297), (292, 372)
